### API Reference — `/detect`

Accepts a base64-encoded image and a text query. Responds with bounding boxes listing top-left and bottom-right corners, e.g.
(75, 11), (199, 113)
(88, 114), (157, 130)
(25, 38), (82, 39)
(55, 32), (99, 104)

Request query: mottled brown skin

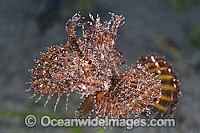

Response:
(28, 13), (125, 112)
(76, 54), (181, 119)
(28, 13), (181, 119)
(76, 91), (105, 118)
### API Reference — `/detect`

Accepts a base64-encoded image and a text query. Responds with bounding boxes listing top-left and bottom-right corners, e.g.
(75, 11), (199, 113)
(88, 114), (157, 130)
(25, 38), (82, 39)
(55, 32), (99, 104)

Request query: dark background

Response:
(0, 0), (200, 132)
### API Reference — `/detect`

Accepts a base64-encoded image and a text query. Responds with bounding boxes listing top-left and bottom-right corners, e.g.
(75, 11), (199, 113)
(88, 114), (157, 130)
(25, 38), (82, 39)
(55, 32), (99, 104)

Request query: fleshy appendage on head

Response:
(26, 13), (181, 119)
(26, 12), (125, 112)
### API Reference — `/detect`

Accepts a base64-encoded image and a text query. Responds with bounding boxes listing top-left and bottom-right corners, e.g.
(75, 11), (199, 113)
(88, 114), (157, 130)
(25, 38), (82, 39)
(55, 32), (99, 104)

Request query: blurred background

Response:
(0, 0), (200, 132)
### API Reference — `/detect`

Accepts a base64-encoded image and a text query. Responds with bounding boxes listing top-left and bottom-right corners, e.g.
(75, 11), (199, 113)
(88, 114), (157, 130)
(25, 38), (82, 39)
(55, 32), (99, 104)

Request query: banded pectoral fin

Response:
(137, 54), (181, 118)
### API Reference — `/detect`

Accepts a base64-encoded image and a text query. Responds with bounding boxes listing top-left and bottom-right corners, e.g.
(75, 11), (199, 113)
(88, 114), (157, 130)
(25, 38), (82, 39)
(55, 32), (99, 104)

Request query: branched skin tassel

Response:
(76, 63), (162, 118)
(76, 55), (181, 119)
(27, 13), (125, 111)
(27, 12), (181, 119)
(29, 43), (74, 111)
(112, 63), (162, 118)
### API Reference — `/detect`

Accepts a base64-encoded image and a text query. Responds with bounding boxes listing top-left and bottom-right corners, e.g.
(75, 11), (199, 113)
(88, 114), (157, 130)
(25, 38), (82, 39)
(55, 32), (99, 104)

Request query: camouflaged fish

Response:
(26, 12), (181, 119)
